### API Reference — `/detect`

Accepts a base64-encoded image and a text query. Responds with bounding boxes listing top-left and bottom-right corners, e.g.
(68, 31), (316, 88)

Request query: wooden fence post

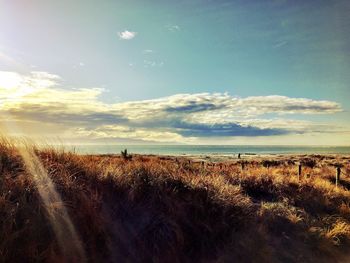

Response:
(298, 164), (302, 181)
(336, 167), (341, 188)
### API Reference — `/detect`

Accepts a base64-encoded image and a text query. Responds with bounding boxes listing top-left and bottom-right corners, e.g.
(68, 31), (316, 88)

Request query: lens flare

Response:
(0, 114), (86, 261)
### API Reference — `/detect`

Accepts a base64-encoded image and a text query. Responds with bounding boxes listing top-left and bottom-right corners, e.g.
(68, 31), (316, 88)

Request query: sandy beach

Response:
(132, 152), (350, 166)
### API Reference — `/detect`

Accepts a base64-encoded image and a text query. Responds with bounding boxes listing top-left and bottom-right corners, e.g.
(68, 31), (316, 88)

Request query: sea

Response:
(66, 145), (350, 156)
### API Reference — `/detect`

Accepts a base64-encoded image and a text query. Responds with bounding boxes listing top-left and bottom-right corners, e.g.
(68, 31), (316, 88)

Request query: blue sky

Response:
(0, 0), (349, 145)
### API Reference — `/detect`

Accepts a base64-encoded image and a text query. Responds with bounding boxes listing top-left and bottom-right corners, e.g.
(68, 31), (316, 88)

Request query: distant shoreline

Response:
(93, 152), (350, 163)
(67, 144), (350, 156)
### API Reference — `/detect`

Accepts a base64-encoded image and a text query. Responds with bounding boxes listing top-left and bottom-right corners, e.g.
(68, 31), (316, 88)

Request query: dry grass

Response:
(1, 139), (350, 262)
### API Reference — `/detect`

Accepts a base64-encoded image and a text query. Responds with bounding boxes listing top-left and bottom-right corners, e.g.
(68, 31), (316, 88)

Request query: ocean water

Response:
(67, 145), (350, 156)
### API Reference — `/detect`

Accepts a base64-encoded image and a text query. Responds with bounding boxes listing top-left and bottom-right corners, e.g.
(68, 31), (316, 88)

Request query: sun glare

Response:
(0, 71), (44, 101)
(0, 71), (21, 90)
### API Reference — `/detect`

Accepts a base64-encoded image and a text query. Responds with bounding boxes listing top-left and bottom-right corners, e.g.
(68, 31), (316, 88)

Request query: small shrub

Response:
(301, 158), (317, 168)
(121, 148), (132, 160)
(261, 160), (282, 168)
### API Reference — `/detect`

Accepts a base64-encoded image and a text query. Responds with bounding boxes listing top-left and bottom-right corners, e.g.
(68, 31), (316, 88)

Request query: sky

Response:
(0, 0), (349, 145)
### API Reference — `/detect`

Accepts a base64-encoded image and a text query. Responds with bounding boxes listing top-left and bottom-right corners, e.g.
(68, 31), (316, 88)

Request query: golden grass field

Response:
(1, 139), (350, 262)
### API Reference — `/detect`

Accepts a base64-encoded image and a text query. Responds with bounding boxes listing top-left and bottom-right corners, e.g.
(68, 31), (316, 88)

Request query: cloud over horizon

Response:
(0, 71), (346, 144)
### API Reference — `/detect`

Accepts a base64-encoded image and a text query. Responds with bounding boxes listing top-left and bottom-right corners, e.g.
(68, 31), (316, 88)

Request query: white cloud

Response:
(166, 25), (181, 31)
(143, 60), (164, 67)
(118, 30), (137, 40)
(114, 93), (341, 122)
(73, 62), (85, 69)
(75, 125), (191, 143)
